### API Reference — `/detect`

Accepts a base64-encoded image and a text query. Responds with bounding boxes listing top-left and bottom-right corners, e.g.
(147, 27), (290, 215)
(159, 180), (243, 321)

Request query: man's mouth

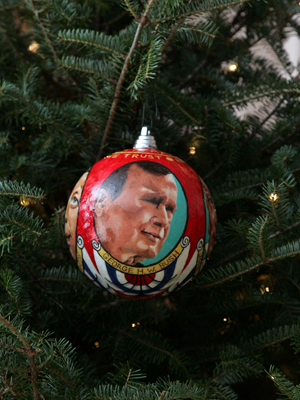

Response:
(141, 230), (161, 242)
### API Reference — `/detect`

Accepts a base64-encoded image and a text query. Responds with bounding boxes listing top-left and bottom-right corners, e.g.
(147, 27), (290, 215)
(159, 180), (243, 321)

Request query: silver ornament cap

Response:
(133, 126), (157, 149)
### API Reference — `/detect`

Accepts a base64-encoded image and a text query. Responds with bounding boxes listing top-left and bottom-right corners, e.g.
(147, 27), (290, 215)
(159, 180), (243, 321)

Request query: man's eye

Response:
(166, 205), (174, 213)
(70, 196), (79, 207)
(142, 197), (160, 207)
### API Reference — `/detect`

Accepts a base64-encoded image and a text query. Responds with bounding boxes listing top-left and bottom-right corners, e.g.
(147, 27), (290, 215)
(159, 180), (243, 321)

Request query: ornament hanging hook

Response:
(134, 126), (157, 149)
(141, 97), (153, 130)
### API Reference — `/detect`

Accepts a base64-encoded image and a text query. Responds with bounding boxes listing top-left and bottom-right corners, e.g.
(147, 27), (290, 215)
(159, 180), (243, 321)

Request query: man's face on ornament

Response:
(65, 172), (88, 259)
(94, 162), (177, 266)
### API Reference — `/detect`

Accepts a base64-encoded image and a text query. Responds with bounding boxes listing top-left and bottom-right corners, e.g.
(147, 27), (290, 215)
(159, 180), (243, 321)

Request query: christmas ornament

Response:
(65, 127), (216, 298)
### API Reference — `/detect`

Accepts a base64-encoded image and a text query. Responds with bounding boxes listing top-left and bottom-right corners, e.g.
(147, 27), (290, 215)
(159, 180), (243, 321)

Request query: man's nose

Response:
(152, 205), (168, 228)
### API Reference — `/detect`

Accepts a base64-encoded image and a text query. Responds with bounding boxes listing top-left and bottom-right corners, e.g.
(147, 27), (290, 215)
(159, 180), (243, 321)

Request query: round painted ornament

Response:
(65, 127), (216, 298)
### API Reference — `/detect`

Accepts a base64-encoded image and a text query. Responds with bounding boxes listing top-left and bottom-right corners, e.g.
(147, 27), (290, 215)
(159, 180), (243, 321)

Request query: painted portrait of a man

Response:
(65, 171), (88, 259)
(93, 161), (178, 266)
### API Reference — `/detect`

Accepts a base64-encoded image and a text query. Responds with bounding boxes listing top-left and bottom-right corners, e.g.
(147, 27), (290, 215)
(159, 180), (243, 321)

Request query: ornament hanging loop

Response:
(134, 126), (157, 149)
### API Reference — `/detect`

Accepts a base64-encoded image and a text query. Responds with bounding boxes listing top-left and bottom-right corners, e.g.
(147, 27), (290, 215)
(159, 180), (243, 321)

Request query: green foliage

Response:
(267, 366), (300, 400)
(0, 181), (45, 202)
(58, 29), (125, 56)
(214, 345), (264, 384)
(0, 205), (45, 244)
(175, 18), (219, 47)
(0, 269), (32, 316)
(129, 36), (163, 99)
(1, 0), (300, 398)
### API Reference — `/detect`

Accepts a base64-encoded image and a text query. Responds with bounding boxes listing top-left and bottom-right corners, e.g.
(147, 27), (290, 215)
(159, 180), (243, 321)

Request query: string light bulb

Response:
(131, 322), (140, 328)
(260, 285), (270, 294)
(269, 192), (278, 202)
(189, 146), (196, 155)
(28, 41), (39, 53)
(20, 196), (31, 207)
(22, 126), (26, 130)
(228, 61), (238, 72)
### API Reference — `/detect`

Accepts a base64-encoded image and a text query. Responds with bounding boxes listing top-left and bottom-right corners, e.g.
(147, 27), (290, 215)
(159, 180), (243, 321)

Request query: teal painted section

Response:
(142, 176), (187, 266)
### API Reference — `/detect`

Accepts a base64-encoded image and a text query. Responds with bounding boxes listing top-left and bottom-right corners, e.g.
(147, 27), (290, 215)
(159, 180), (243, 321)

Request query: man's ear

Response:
(94, 188), (109, 218)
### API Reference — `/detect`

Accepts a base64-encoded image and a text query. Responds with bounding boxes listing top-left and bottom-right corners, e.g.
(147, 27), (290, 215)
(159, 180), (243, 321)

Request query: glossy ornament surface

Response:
(65, 140), (216, 298)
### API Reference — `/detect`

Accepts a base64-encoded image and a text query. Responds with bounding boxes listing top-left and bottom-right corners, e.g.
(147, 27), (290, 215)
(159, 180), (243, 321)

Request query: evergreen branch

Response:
(161, 18), (184, 53)
(0, 206), (44, 239)
(96, 0), (157, 161)
(222, 88), (300, 108)
(0, 339), (18, 352)
(158, 391), (167, 400)
(212, 352), (264, 385)
(36, 277), (85, 283)
(257, 99), (284, 130)
(131, 63), (143, 89)
(270, 197), (281, 229)
(0, 379), (18, 397)
(51, 2), (71, 21)
(123, 0), (139, 21)
(0, 234), (14, 256)
(153, 0), (170, 35)
(204, 160), (224, 180)
(29, 0), (60, 64)
(105, 10), (128, 26)
(0, 2), (24, 11)
(250, 326), (299, 352)
(28, 0), (79, 89)
(0, 366), (29, 373)
(37, 265), (87, 284)
(47, 366), (77, 388)
(144, 0), (157, 15)
(60, 56), (118, 83)
(37, 354), (54, 371)
(124, 368), (132, 388)
(267, 221), (300, 240)
(207, 383), (238, 400)
(58, 29), (126, 58)
(151, 0), (251, 23)
(258, 217), (268, 261)
(198, 242), (300, 289)
(267, 366), (296, 399)
(0, 316), (40, 400)
(125, 331), (188, 375)
(271, 201), (281, 229)
(145, 39), (158, 80)
(210, 248), (248, 269)
(45, 0), (90, 23)
(159, 93), (201, 125)
(0, 181), (45, 201)
(211, 219), (300, 269)
(185, 26), (217, 40)
(129, 36), (162, 99)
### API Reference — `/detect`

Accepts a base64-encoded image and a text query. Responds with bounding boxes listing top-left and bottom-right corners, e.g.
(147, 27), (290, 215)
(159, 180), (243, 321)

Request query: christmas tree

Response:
(1, 0), (300, 398)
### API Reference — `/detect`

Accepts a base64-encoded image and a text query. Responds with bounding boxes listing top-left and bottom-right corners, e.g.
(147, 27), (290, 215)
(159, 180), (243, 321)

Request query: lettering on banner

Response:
(96, 239), (185, 275)
(105, 151), (185, 163)
(147, 266), (156, 274)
